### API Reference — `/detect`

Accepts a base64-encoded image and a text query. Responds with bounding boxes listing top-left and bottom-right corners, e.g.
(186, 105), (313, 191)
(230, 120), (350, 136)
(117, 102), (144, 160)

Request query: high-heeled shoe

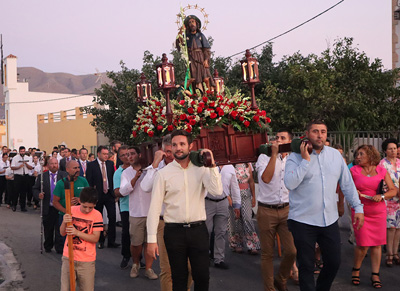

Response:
(393, 254), (400, 265)
(370, 272), (382, 289)
(386, 254), (393, 267)
(351, 267), (360, 286)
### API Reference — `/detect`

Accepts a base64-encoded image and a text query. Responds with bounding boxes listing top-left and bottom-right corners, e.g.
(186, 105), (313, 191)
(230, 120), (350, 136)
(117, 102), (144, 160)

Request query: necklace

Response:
(364, 166), (375, 177)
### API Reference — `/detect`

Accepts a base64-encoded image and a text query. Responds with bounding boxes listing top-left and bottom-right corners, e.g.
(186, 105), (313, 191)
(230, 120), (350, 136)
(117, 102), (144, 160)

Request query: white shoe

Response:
(145, 268), (158, 280)
(130, 263), (139, 278)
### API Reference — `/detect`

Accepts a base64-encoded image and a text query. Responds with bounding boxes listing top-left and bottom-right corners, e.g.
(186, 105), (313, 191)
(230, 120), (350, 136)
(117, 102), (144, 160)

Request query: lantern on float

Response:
(213, 69), (225, 95)
(156, 53), (175, 124)
(136, 73), (152, 103)
(240, 49), (260, 110)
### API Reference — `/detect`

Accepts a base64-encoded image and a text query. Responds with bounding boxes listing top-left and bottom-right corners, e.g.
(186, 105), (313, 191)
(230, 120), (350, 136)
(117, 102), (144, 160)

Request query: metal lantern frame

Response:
(136, 73), (152, 103)
(240, 49), (260, 110)
(213, 69), (225, 95)
(156, 53), (175, 124)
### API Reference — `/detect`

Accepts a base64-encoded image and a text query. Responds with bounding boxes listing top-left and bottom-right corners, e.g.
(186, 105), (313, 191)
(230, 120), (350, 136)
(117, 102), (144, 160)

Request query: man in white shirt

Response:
(255, 129), (297, 291)
(0, 153), (10, 205)
(205, 164), (240, 270)
(120, 146), (158, 280)
(10, 146), (33, 212)
(27, 154), (40, 208)
(147, 130), (223, 291)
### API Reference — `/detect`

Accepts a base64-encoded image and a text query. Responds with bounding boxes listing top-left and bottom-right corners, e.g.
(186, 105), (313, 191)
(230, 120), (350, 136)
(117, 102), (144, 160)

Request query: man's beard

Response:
(174, 152), (189, 160)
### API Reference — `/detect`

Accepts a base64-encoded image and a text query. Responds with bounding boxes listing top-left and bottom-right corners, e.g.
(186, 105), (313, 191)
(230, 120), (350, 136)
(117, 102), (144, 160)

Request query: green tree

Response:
(259, 37), (400, 132)
(82, 62), (141, 144)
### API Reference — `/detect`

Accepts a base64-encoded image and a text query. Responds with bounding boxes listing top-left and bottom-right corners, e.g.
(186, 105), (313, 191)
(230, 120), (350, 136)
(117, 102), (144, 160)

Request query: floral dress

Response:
(378, 158), (400, 228)
(228, 163), (260, 251)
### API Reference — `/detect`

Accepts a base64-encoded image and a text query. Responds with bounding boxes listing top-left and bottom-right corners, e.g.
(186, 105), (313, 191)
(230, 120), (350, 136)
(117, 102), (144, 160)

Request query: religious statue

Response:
(176, 15), (215, 92)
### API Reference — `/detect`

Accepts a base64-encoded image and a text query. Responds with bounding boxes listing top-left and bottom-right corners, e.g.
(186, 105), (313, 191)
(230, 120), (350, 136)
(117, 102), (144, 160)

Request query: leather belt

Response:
(165, 221), (205, 228)
(205, 196), (227, 202)
(258, 202), (289, 209)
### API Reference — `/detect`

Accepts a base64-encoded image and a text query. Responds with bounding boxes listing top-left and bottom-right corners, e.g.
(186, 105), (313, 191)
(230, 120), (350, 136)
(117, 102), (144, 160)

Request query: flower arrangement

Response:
(131, 89), (271, 143)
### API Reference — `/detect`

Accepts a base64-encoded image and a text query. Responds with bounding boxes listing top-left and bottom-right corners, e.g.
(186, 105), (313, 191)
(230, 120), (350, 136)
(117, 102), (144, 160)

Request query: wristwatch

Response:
(381, 194), (385, 200)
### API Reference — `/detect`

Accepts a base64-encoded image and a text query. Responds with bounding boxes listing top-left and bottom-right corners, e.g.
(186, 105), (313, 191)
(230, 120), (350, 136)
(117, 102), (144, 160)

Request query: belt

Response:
(159, 216), (164, 220)
(165, 221), (205, 228)
(205, 196), (227, 202)
(258, 202), (289, 209)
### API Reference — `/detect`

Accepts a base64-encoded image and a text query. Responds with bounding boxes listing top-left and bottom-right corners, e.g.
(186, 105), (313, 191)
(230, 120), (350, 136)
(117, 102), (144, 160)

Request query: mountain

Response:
(0, 67), (112, 119)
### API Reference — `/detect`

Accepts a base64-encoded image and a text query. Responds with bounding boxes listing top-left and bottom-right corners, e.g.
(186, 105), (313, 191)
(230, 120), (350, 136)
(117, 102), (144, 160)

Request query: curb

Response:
(0, 241), (24, 291)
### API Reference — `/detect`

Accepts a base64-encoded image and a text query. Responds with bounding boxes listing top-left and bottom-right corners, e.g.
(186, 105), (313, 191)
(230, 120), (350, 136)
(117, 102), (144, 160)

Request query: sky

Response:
(0, 0), (393, 75)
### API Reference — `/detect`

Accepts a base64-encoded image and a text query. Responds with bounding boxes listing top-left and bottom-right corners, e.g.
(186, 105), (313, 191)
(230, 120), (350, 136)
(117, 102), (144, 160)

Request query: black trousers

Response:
(26, 176), (39, 206)
(6, 179), (15, 205)
(288, 219), (341, 291)
(95, 193), (116, 245)
(0, 176), (6, 204)
(120, 211), (131, 258)
(58, 214), (67, 253)
(13, 174), (29, 209)
(43, 206), (64, 251)
(164, 223), (210, 291)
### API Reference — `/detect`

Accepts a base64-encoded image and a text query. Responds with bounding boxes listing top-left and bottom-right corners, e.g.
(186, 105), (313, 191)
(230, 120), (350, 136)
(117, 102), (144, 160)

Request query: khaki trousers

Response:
(157, 219), (192, 291)
(257, 205), (296, 291)
(61, 256), (95, 291)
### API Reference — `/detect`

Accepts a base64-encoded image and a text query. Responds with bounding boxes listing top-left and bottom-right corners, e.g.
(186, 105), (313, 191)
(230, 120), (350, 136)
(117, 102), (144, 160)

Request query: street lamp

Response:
(156, 53), (175, 124)
(136, 73), (152, 103)
(240, 49), (260, 110)
(213, 69), (224, 95)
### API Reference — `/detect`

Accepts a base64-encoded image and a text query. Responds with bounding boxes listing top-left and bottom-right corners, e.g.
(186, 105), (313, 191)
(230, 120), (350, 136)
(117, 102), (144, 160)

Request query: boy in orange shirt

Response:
(60, 187), (103, 291)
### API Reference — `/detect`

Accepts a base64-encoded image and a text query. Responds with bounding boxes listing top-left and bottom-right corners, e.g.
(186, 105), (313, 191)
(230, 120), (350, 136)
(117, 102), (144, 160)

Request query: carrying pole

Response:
(65, 181), (76, 291)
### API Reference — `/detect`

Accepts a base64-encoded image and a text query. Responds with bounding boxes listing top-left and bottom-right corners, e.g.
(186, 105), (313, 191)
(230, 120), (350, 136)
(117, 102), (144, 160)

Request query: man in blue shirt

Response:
(284, 120), (364, 291)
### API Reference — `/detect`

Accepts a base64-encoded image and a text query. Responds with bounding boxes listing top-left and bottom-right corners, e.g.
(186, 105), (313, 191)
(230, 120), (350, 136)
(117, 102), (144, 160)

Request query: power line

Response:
(4, 92), (95, 105)
(228, 0), (345, 58)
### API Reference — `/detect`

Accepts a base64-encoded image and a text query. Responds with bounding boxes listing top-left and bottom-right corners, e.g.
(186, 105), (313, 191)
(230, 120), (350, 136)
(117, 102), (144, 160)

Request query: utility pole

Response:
(1, 34), (4, 84)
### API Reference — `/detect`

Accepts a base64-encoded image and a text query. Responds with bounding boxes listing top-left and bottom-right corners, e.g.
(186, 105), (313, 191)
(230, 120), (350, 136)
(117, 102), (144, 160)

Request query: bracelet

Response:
(381, 194), (385, 200)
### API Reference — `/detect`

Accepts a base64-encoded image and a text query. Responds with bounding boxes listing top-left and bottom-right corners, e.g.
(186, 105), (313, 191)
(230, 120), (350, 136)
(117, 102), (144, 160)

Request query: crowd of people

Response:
(1, 120), (400, 291)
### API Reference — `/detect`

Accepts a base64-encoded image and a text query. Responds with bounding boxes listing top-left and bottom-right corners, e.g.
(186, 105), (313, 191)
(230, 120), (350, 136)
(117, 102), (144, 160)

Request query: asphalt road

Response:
(1, 205), (400, 291)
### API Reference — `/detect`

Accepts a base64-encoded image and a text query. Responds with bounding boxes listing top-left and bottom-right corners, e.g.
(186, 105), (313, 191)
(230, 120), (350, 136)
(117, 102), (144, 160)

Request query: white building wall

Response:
(3, 55), (94, 149)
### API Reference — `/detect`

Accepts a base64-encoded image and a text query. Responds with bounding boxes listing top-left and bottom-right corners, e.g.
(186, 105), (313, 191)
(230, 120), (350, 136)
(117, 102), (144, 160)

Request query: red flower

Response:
(266, 117), (271, 123)
(180, 114), (187, 120)
(186, 127), (192, 133)
(155, 101), (161, 106)
(179, 100), (185, 105)
(148, 130), (154, 137)
(191, 100), (196, 106)
(260, 110), (266, 116)
(239, 116), (245, 121)
(217, 108), (224, 116)
(157, 125), (163, 131)
(209, 101), (215, 107)
(198, 102), (205, 108)
(132, 131), (137, 137)
(203, 96), (208, 103)
(189, 119), (196, 126)
(230, 111), (238, 119)
(188, 107), (194, 114)
(144, 127), (149, 133)
(244, 120), (250, 127)
(210, 112), (217, 119)
(167, 125), (174, 131)
(197, 107), (203, 113)
(253, 115), (260, 122)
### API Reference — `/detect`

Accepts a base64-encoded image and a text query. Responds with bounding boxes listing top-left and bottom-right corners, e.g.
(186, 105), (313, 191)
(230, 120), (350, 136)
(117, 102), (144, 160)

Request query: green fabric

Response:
(53, 176), (89, 215)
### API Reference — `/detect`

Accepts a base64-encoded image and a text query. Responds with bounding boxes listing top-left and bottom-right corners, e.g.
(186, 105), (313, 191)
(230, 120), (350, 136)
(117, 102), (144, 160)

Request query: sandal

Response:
(393, 254), (400, 265)
(352, 267), (360, 286)
(386, 254), (393, 267)
(314, 259), (323, 274)
(370, 272), (382, 289)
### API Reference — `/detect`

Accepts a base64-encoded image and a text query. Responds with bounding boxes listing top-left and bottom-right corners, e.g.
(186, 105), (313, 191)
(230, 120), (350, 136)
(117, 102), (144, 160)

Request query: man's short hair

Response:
(71, 148), (77, 155)
(382, 138), (398, 152)
(333, 144), (343, 150)
(79, 148), (88, 154)
(79, 187), (98, 204)
(118, 145), (129, 154)
(19, 146), (25, 151)
(276, 128), (293, 140)
(171, 130), (193, 144)
(128, 146), (140, 155)
(306, 120), (327, 132)
(97, 145), (109, 154)
(110, 140), (122, 148)
(162, 134), (172, 150)
(65, 148), (71, 153)
(88, 153), (94, 158)
(2, 153), (8, 158)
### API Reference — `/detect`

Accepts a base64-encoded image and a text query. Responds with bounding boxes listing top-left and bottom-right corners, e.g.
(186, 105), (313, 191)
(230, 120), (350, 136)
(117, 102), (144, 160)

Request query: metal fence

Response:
(268, 131), (400, 163)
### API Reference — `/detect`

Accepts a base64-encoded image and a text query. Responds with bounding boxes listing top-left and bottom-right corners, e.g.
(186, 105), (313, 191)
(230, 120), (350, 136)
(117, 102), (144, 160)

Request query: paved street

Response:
(1, 205), (400, 290)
